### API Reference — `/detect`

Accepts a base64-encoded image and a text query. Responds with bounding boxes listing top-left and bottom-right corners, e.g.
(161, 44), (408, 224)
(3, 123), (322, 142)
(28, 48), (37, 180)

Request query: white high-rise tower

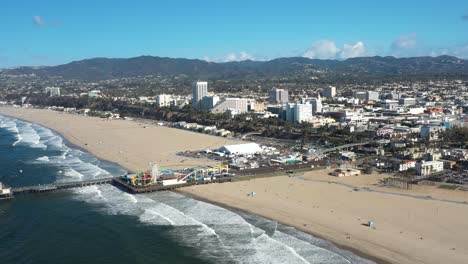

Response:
(192, 81), (208, 109)
(311, 94), (322, 114)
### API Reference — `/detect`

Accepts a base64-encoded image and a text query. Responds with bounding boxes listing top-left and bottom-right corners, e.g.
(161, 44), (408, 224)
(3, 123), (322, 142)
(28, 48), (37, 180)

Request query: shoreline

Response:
(177, 189), (389, 264)
(0, 109), (383, 263)
(2, 107), (468, 264)
(0, 107), (236, 172)
(0, 112), (135, 175)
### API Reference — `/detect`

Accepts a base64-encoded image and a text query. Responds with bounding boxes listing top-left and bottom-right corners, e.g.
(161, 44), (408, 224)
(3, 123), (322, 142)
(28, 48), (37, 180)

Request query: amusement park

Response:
(122, 163), (233, 188)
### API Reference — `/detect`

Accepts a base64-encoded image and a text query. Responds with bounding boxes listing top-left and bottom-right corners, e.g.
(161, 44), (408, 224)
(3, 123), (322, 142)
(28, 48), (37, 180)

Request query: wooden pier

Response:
(112, 177), (232, 194)
(3, 176), (233, 198)
(12, 177), (116, 195)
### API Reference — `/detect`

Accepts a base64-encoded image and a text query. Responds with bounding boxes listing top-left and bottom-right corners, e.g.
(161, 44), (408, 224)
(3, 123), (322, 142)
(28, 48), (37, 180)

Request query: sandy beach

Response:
(0, 107), (237, 172)
(181, 171), (468, 264)
(2, 106), (468, 264)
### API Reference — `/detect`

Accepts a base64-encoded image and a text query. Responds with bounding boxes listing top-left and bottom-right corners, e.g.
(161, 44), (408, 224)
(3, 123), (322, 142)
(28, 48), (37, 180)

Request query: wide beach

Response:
(0, 107), (237, 172)
(2, 106), (468, 264)
(181, 171), (468, 264)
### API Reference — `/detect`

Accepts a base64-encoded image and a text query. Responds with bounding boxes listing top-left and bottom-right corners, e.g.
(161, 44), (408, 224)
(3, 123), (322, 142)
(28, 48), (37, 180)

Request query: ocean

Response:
(0, 115), (374, 264)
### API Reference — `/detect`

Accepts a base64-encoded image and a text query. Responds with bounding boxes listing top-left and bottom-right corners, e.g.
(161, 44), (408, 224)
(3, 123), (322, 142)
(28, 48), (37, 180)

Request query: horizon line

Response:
(1, 54), (465, 70)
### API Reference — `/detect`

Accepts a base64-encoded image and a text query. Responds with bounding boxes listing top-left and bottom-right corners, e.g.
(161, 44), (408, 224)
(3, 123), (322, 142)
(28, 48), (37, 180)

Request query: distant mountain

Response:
(1, 55), (467, 81)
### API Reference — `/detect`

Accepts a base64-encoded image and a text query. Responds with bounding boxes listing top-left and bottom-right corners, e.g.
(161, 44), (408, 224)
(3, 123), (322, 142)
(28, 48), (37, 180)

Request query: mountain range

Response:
(1, 55), (467, 81)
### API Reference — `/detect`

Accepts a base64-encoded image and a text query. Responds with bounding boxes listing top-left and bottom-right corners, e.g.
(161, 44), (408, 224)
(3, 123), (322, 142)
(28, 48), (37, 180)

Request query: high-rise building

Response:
(286, 103), (313, 123)
(268, 88), (289, 104)
(212, 98), (249, 115)
(201, 95), (220, 110)
(247, 99), (257, 111)
(192, 81), (208, 109)
(45, 87), (61, 97)
(311, 96), (322, 114)
(366, 91), (380, 101)
(323, 86), (336, 98)
(353, 91), (367, 101)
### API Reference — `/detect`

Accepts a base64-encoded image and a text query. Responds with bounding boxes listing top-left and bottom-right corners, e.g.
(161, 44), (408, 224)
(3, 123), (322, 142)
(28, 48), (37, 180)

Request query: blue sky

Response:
(1, 0), (468, 67)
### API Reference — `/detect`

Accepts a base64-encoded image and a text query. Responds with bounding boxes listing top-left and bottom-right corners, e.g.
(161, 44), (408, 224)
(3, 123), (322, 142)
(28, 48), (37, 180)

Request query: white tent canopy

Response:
(218, 143), (263, 155)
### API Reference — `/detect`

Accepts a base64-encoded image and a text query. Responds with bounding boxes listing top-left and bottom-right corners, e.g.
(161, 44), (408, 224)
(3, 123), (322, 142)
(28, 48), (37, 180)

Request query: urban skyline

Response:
(2, 2), (468, 264)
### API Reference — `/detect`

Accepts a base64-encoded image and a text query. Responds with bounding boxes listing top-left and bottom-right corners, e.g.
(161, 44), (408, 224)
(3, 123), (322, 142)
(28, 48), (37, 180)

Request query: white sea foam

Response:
(36, 156), (50, 162)
(12, 135), (22, 146)
(69, 186), (363, 264)
(0, 118), (21, 145)
(0, 115), (367, 263)
(63, 168), (84, 180)
(271, 231), (350, 264)
(140, 209), (175, 225)
(5, 121), (47, 149)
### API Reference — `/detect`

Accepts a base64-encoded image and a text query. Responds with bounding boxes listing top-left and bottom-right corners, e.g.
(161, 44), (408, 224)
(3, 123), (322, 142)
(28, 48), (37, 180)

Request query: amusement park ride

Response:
(125, 163), (231, 187)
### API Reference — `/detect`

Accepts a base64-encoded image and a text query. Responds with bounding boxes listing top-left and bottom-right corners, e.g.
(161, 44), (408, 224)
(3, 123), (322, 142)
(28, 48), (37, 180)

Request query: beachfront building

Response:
(416, 161), (444, 176)
(201, 95), (220, 110)
(268, 88), (289, 104)
(330, 168), (361, 177)
(156, 94), (173, 107)
(218, 143), (263, 155)
(323, 86), (336, 98)
(211, 98), (249, 115)
(192, 81), (208, 110)
(397, 160), (417, 172)
(45, 87), (61, 96)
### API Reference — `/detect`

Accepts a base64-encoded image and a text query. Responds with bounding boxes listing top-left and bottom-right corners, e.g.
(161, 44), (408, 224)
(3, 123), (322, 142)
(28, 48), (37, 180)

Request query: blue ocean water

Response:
(0, 115), (374, 264)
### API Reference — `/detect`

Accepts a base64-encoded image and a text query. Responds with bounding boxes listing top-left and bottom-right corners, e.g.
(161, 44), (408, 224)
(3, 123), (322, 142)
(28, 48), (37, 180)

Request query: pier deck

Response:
(112, 177), (232, 194)
(5, 176), (233, 198)
(12, 177), (116, 195)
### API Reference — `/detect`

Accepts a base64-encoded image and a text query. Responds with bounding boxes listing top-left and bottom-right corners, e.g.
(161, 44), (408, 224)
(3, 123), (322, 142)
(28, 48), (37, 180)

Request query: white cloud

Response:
(429, 44), (468, 59)
(389, 33), (420, 57)
(452, 45), (468, 58)
(388, 33), (468, 59)
(303, 40), (340, 60)
(392, 33), (417, 49)
(33, 16), (44, 27)
(203, 51), (255, 62)
(340, 41), (368, 59)
(303, 40), (369, 60)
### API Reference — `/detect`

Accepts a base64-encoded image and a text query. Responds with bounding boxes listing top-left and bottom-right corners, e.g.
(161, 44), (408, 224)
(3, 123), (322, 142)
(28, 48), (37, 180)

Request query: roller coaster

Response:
(127, 163), (230, 187)
(179, 164), (230, 182)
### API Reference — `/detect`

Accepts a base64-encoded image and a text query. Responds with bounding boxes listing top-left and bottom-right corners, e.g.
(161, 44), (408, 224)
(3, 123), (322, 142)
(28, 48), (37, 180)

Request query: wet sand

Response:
(181, 170), (468, 264)
(2, 106), (468, 264)
(0, 107), (238, 172)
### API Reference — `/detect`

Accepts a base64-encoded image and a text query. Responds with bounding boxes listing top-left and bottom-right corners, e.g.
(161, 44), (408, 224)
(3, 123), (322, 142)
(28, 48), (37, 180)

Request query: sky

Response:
(1, 0), (468, 67)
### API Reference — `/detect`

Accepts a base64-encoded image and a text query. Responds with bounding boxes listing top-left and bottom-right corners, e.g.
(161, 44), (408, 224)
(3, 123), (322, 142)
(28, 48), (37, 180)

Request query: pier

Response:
(1, 176), (233, 199)
(11, 177), (116, 195)
(112, 177), (232, 194)
(0, 182), (13, 200)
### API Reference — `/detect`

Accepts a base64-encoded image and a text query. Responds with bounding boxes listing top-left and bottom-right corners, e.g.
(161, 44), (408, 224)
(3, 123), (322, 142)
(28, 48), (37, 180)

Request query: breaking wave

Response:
(0, 115), (372, 263)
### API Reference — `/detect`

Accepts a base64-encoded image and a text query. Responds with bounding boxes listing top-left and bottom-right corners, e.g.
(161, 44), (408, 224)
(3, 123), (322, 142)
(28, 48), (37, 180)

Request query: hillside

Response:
(1, 55), (467, 81)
